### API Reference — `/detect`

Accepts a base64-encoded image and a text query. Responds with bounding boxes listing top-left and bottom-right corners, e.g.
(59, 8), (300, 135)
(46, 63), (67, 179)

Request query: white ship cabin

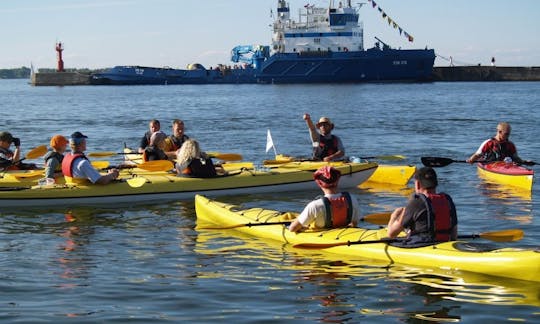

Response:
(271, 0), (364, 55)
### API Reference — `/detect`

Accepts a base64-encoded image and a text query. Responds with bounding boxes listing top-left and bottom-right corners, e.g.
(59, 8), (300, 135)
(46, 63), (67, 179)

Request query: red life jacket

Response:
(61, 153), (87, 177)
(419, 193), (455, 242)
(322, 192), (353, 228)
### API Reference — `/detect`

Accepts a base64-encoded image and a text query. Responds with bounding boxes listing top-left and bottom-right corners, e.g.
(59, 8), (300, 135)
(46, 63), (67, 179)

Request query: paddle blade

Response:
(88, 151), (117, 157)
(137, 160), (174, 172)
(26, 145), (48, 159)
(207, 152), (243, 161)
(126, 177), (147, 188)
(361, 212), (391, 225)
(479, 229), (524, 242)
(421, 157), (456, 167)
(91, 161), (110, 169)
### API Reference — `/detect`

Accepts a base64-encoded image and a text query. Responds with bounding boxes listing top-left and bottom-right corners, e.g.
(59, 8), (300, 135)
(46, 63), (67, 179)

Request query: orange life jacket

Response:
(322, 192), (353, 228)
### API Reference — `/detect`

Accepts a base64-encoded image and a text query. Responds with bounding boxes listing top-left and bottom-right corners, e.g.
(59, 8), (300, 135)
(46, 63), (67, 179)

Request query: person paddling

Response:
(0, 131), (38, 170)
(303, 114), (345, 162)
(466, 122), (532, 165)
(289, 166), (360, 233)
(387, 167), (458, 246)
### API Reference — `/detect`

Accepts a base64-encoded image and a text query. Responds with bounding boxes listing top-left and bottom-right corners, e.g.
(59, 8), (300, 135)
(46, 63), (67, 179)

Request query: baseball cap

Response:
(0, 131), (14, 143)
(50, 135), (69, 149)
(70, 131), (88, 145)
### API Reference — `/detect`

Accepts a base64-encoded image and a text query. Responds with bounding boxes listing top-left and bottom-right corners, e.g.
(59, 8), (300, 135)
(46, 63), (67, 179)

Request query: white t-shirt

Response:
(296, 193), (360, 229)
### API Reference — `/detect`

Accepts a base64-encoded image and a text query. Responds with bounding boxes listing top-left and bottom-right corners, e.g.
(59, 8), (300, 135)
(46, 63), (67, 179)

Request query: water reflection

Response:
(195, 228), (540, 315)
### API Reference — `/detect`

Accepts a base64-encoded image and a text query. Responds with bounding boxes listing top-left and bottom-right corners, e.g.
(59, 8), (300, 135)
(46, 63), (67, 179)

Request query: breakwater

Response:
(29, 66), (540, 85)
(432, 66), (540, 81)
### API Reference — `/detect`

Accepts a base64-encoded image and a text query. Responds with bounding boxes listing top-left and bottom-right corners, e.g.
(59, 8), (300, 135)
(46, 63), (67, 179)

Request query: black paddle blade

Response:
(421, 157), (455, 167)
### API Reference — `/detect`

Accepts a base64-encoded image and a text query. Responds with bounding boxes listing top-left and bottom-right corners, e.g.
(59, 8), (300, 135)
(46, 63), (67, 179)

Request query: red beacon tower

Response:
(56, 42), (64, 72)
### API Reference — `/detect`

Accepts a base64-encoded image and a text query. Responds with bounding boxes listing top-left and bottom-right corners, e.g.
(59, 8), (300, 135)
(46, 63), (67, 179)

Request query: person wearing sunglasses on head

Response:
(466, 122), (532, 165)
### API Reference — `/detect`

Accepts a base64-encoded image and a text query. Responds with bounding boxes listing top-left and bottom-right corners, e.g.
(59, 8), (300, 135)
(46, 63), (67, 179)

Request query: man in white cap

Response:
(61, 131), (119, 185)
(303, 113), (345, 162)
(289, 166), (360, 233)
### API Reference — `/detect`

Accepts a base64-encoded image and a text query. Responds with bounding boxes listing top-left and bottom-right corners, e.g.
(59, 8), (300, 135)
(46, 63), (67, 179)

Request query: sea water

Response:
(0, 79), (539, 322)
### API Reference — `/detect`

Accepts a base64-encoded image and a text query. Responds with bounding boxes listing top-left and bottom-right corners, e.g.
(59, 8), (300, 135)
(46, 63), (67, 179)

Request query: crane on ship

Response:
(230, 45), (269, 69)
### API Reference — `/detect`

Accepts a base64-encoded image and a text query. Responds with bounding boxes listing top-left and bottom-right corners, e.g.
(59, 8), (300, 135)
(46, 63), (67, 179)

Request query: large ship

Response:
(90, 0), (435, 85)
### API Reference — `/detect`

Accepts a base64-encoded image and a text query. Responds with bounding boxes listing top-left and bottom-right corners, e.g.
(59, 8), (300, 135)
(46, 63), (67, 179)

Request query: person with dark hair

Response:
(0, 131), (21, 170)
(387, 167), (458, 245)
(289, 166), (359, 233)
(142, 131), (169, 162)
(303, 113), (345, 162)
(138, 119), (161, 153)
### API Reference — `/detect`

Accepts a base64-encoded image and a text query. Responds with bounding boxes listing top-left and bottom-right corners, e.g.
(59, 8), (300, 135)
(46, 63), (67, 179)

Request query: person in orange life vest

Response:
(175, 139), (222, 178)
(138, 119), (161, 153)
(303, 114), (345, 162)
(61, 131), (119, 184)
(142, 131), (169, 162)
(43, 134), (69, 180)
(387, 167), (458, 245)
(0, 131), (21, 170)
(289, 166), (359, 233)
(164, 119), (190, 159)
(466, 122), (532, 165)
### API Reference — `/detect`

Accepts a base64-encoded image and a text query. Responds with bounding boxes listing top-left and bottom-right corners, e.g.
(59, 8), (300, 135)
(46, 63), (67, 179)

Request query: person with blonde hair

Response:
(175, 139), (218, 178)
(43, 134), (69, 180)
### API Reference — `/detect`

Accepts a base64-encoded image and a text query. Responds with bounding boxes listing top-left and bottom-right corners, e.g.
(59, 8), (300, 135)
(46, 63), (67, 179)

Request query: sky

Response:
(1, 0), (539, 69)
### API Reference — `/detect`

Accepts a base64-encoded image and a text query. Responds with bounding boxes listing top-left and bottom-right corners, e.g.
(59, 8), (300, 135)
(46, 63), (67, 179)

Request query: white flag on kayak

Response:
(266, 129), (276, 154)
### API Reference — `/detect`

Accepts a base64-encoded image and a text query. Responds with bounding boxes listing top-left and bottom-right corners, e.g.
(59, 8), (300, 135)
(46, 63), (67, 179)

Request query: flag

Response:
(266, 129), (275, 153)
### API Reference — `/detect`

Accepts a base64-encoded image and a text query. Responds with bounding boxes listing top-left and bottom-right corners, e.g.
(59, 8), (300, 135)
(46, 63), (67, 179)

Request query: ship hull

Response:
(91, 49), (435, 85)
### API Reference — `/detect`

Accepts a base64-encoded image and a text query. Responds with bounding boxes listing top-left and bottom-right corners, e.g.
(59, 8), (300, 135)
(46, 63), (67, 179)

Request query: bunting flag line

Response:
(368, 0), (414, 43)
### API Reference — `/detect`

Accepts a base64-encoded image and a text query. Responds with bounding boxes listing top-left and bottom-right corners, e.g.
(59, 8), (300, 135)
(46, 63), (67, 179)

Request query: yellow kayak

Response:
(477, 161), (534, 191)
(0, 161), (377, 208)
(195, 194), (540, 282)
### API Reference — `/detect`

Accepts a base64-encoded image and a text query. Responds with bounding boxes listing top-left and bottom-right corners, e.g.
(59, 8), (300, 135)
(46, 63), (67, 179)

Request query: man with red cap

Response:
(289, 166), (360, 232)
(303, 113), (345, 162)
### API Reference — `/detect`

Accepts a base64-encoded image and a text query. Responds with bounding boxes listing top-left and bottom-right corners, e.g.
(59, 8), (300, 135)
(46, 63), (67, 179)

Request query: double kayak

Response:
(477, 161), (534, 191)
(0, 161), (377, 208)
(195, 195), (540, 282)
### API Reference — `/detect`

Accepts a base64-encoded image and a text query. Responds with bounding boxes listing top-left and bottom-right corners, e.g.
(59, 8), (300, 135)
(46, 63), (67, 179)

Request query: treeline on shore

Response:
(0, 67), (105, 79)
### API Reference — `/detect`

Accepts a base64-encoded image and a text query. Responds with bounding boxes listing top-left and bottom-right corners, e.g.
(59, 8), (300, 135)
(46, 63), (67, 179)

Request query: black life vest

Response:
(44, 151), (64, 171)
(182, 158), (217, 178)
(322, 192), (353, 228)
(313, 135), (338, 160)
(169, 135), (189, 151)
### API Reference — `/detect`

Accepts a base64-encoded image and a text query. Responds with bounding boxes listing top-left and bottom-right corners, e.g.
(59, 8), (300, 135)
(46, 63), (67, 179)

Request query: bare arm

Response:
(95, 169), (119, 185)
(303, 113), (319, 143)
(387, 207), (405, 238)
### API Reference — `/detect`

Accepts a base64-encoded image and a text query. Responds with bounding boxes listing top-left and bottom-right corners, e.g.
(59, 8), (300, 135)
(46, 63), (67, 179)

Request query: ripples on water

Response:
(1, 80), (539, 322)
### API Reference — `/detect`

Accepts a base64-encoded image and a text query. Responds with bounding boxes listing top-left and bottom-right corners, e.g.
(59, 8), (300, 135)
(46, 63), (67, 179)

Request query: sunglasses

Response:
(498, 130), (510, 136)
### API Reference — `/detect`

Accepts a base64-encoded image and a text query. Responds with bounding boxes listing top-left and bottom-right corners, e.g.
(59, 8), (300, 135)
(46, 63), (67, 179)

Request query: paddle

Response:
(88, 151), (243, 162)
(7, 145), (48, 165)
(198, 212), (391, 230)
(293, 229), (525, 249)
(265, 155), (406, 165)
(421, 157), (467, 167)
(422, 156), (537, 168)
(207, 152), (243, 161)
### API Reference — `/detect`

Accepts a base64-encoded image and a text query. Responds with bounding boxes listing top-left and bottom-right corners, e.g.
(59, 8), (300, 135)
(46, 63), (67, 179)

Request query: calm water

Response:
(1, 79), (539, 322)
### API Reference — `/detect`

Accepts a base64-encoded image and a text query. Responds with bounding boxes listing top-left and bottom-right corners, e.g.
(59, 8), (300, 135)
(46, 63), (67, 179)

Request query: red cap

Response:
(313, 166), (341, 188)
